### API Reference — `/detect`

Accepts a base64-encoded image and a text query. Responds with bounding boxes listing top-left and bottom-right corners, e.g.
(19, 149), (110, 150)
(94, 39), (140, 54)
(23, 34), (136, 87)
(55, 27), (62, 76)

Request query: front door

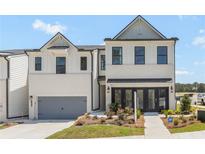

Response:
(144, 89), (159, 112)
(112, 87), (168, 112)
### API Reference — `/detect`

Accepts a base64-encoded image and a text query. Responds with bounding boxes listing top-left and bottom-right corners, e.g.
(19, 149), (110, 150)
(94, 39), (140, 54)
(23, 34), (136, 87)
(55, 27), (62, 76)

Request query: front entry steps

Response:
(144, 113), (171, 138)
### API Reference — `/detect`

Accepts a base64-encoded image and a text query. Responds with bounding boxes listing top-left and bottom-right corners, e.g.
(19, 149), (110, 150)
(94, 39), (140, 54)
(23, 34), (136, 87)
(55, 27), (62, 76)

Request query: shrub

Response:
(173, 118), (179, 126)
(164, 110), (168, 118)
(109, 102), (120, 113)
(92, 115), (98, 120)
(182, 117), (187, 123)
(180, 95), (191, 114)
(124, 107), (133, 115)
(168, 109), (175, 115)
(136, 109), (141, 119)
(189, 116), (195, 121)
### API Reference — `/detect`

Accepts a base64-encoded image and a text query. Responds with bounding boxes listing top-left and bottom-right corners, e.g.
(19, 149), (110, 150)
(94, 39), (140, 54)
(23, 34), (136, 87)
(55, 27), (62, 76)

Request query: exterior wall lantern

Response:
(170, 86), (173, 93)
(30, 95), (33, 107)
(107, 86), (110, 93)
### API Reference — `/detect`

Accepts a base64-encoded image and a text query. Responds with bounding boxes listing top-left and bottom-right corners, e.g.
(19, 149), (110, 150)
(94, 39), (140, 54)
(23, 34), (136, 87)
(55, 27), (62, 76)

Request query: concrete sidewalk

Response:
(144, 113), (172, 139)
(0, 120), (74, 139)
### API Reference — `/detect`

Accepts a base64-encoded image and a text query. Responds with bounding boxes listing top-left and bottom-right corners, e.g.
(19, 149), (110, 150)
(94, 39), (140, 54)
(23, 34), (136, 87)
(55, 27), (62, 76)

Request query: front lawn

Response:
(170, 123), (205, 133)
(47, 124), (144, 139)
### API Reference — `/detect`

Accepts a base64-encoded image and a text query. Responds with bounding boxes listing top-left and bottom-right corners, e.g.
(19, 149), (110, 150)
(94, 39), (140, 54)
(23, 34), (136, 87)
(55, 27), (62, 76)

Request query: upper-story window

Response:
(100, 55), (105, 70)
(81, 57), (87, 70)
(157, 46), (168, 64)
(35, 57), (42, 71)
(112, 47), (122, 65)
(56, 57), (66, 74)
(135, 46), (145, 64)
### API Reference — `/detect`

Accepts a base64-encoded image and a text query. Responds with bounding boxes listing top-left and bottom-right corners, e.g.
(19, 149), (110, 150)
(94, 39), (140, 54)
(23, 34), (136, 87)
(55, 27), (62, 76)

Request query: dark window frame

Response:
(157, 46), (168, 64)
(35, 57), (42, 71)
(56, 57), (66, 74)
(100, 55), (105, 70)
(135, 46), (145, 64)
(112, 47), (123, 65)
(81, 57), (87, 71)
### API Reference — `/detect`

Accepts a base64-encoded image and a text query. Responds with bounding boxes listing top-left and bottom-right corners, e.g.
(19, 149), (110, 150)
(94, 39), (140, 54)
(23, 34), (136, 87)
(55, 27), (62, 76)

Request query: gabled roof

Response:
(113, 15), (167, 40)
(40, 32), (78, 50)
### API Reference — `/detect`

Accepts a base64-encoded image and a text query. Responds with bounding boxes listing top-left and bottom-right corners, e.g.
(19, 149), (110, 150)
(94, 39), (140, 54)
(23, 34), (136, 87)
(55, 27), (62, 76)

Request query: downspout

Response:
(89, 51), (94, 111)
(97, 49), (101, 110)
(3, 56), (9, 119)
(174, 41), (176, 110)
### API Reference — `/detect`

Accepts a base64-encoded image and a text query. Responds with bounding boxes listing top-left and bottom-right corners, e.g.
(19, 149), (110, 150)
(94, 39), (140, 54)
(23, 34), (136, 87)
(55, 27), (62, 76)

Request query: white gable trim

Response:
(113, 15), (167, 40)
(40, 32), (78, 50)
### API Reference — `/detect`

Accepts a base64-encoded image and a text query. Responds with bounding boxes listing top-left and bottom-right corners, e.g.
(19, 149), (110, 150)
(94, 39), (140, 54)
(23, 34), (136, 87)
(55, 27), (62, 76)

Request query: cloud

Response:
(192, 36), (205, 48)
(176, 70), (193, 76)
(193, 60), (205, 65)
(32, 19), (66, 35)
(199, 29), (205, 34)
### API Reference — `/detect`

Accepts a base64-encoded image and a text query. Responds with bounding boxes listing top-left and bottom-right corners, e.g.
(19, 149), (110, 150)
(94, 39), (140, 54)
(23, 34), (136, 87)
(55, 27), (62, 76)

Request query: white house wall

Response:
(0, 79), (6, 121)
(105, 40), (175, 79)
(8, 54), (28, 118)
(29, 74), (91, 119)
(92, 49), (99, 110)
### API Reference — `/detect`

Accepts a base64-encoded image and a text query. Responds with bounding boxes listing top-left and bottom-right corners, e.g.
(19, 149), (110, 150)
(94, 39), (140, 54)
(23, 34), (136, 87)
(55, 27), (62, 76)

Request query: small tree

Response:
(180, 95), (191, 114)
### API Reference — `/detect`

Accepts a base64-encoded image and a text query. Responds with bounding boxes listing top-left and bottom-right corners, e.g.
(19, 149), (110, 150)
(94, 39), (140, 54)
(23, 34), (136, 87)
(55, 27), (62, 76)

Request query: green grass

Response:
(170, 123), (205, 133)
(47, 124), (144, 139)
(0, 124), (8, 129)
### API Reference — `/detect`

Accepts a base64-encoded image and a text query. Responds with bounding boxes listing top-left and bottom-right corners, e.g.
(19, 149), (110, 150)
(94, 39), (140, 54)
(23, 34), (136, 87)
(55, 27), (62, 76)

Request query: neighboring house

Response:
(0, 51), (28, 121)
(0, 15), (178, 120)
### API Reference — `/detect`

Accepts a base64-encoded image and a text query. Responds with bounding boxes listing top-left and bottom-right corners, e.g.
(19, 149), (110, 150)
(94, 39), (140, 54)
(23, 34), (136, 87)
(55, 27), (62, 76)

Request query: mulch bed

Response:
(74, 113), (144, 128)
(161, 117), (200, 129)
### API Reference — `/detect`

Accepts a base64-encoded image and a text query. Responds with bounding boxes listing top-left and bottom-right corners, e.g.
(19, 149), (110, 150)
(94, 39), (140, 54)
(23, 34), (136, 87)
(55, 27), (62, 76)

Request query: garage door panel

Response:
(38, 96), (87, 119)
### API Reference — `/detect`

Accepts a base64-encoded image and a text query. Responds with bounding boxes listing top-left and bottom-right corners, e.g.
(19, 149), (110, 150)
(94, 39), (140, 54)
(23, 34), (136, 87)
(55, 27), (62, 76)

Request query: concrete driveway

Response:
(0, 120), (74, 139)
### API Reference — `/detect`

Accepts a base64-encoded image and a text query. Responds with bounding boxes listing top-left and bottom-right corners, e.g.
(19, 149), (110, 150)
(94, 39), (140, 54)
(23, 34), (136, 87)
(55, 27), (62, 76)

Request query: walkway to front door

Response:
(144, 113), (171, 138)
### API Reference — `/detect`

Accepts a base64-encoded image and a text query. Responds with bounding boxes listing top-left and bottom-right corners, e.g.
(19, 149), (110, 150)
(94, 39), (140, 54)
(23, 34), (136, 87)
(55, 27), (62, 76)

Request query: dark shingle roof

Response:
(0, 49), (26, 56)
(77, 45), (105, 51)
(107, 78), (172, 83)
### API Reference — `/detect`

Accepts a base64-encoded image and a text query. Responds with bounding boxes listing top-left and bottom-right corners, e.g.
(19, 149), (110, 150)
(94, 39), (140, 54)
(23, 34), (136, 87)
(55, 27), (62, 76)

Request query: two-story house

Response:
(0, 15), (178, 120)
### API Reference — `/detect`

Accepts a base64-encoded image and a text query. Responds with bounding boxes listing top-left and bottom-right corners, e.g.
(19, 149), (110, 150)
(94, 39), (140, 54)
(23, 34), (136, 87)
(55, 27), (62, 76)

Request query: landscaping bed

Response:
(48, 106), (145, 139)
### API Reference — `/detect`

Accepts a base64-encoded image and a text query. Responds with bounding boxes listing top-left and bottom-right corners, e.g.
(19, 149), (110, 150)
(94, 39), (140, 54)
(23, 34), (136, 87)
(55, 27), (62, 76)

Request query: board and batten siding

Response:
(8, 55), (28, 118)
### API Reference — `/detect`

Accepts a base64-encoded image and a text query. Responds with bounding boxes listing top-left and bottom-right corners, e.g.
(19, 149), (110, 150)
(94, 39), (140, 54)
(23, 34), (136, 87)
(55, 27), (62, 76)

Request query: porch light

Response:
(107, 86), (110, 93)
(171, 86), (173, 93)
(30, 95), (33, 99)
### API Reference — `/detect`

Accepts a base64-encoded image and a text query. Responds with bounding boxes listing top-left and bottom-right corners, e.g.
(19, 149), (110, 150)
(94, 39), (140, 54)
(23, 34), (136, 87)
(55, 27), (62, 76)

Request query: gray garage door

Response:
(38, 96), (87, 119)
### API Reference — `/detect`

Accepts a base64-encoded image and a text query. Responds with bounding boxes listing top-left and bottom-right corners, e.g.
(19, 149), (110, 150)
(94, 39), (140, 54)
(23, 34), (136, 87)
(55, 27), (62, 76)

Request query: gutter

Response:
(89, 51), (94, 111)
(97, 49), (101, 110)
(3, 56), (9, 119)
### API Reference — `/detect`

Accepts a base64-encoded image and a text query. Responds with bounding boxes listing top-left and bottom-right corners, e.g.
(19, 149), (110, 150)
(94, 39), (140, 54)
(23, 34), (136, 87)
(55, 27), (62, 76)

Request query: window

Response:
(112, 47), (122, 65)
(135, 46), (145, 64)
(35, 57), (42, 71)
(81, 57), (87, 70)
(100, 55), (105, 70)
(56, 57), (66, 74)
(157, 46), (168, 64)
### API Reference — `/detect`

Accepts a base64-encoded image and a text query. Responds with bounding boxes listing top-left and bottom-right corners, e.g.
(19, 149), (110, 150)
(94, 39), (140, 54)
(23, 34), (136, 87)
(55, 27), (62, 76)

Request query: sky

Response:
(0, 15), (205, 83)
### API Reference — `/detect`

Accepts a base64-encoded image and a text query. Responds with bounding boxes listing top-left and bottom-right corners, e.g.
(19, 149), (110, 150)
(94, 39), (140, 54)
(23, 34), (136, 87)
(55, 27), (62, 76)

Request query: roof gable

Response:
(40, 32), (78, 50)
(113, 15), (166, 40)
